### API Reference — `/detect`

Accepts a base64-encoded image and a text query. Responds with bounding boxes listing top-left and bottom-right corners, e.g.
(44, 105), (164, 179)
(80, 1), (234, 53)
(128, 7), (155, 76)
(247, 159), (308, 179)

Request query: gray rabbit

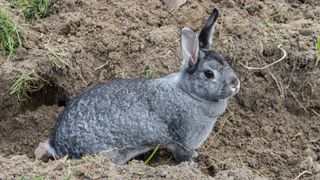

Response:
(44, 8), (240, 167)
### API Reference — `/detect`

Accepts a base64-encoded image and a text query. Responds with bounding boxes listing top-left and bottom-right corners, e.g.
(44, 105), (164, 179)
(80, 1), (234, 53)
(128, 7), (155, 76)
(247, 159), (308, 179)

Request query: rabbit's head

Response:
(178, 8), (240, 102)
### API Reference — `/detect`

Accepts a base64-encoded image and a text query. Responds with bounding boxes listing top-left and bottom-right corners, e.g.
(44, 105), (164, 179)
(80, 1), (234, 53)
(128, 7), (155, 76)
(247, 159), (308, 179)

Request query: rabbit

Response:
(43, 8), (240, 168)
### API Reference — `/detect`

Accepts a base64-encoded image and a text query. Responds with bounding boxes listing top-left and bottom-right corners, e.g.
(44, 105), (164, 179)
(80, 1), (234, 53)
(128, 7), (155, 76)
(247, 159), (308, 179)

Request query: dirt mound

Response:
(0, 0), (320, 179)
(0, 155), (267, 179)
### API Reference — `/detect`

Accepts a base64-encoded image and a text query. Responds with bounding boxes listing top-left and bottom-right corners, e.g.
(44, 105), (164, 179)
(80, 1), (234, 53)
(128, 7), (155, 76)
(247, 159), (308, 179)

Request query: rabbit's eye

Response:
(204, 70), (214, 79)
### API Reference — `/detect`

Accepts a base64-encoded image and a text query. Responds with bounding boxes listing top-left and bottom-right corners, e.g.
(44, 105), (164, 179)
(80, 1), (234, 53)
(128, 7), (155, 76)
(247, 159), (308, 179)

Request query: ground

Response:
(0, 0), (320, 179)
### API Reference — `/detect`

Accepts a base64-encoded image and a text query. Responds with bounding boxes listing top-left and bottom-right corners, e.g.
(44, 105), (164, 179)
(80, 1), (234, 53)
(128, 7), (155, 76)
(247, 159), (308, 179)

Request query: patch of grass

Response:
(0, 8), (22, 60)
(143, 66), (155, 78)
(46, 51), (62, 70)
(48, 54), (60, 69)
(32, 175), (45, 180)
(9, 74), (38, 100)
(11, 0), (52, 21)
(65, 161), (73, 180)
(43, 47), (68, 70)
(316, 36), (320, 66)
(275, 36), (285, 47)
(144, 144), (160, 165)
(260, 12), (282, 28)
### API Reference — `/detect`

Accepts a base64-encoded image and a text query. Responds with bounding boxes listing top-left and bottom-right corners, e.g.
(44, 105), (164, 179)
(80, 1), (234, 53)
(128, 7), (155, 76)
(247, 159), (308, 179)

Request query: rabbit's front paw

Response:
(192, 151), (198, 158)
(188, 159), (198, 169)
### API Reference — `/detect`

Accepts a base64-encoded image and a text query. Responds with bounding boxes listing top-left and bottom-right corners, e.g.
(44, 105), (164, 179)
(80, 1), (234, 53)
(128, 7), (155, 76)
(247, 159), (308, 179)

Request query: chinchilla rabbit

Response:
(44, 8), (240, 167)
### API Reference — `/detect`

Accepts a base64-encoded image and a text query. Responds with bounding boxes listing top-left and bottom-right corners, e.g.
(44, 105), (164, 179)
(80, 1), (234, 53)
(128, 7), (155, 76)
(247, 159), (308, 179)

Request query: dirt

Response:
(0, 155), (270, 180)
(0, 0), (319, 179)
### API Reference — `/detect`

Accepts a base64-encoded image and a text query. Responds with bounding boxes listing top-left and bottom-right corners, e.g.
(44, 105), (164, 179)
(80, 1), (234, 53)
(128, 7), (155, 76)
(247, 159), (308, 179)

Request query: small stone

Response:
(314, 162), (320, 173)
(247, 149), (256, 154)
(162, 0), (186, 9)
(115, 10), (122, 17)
(226, 0), (235, 8)
(261, 126), (272, 136)
(304, 148), (317, 160)
(305, 11), (315, 19)
(277, 126), (286, 134)
(256, 2), (264, 9)
(34, 142), (52, 162)
(244, 128), (252, 137)
(0, 173), (6, 180)
(245, 4), (258, 15)
(159, 171), (168, 178)
(299, 28), (314, 36)
(280, 150), (293, 160)
(300, 156), (313, 170)
(292, 3), (299, 8)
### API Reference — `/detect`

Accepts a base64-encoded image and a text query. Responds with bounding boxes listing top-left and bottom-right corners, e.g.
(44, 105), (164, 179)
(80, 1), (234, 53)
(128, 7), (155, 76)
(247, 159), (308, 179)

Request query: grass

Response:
(46, 51), (61, 70)
(0, 8), (22, 60)
(316, 36), (320, 66)
(260, 12), (282, 28)
(32, 175), (45, 180)
(18, 175), (45, 180)
(48, 55), (60, 69)
(10, 0), (52, 21)
(43, 47), (68, 70)
(275, 36), (285, 47)
(144, 144), (160, 165)
(9, 74), (38, 100)
(45, 45), (88, 85)
(65, 162), (73, 180)
(143, 66), (155, 78)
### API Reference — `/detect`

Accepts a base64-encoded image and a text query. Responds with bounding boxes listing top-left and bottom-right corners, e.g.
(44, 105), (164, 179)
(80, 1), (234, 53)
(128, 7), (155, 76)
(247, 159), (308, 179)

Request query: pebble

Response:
(304, 148), (317, 160)
(0, 173), (5, 180)
(226, 0), (235, 8)
(245, 4), (258, 15)
(277, 126), (286, 134)
(159, 171), (169, 178)
(244, 128), (252, 137)
(34, 142), (52, 162)
(299, 28), (314, 36)
(305, 11), (315, 19)
(280, 150), (293, 160)
(162, 0), (186, 9)
(300, 156), (313, 169)
(261, 126), (272, 136)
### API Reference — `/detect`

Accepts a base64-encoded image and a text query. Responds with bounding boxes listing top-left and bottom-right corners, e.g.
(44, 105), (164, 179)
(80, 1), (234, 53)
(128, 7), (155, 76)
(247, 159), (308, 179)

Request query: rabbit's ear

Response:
(199, 8), (219, 49)
(181, 28), (199, 71)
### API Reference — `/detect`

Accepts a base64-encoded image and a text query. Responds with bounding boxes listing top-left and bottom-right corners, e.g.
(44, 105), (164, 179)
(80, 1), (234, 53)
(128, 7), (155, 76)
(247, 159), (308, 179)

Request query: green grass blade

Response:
(317, 36), (320, 59)
(0, 8), (21, 60)
(144, 144), (160, 165)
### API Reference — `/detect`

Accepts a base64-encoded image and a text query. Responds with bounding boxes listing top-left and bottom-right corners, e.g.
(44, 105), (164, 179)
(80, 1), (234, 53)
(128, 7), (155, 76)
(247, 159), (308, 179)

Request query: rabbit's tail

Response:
(44, 139), (57, 158)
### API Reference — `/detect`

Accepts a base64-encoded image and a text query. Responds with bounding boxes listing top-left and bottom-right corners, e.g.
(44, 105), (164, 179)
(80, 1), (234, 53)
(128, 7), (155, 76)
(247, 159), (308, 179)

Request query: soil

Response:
(0, 0), (320, 179)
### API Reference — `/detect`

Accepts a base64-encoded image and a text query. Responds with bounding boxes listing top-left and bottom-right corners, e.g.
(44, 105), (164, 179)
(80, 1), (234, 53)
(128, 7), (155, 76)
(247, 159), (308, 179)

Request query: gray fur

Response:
(48, 8), (240, 167)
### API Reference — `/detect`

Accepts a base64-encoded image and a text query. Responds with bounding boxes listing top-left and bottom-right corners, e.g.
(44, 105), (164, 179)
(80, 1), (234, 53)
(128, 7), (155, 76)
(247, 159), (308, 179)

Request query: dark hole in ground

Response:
(24, 81), (69, 111)
(0, 81), (69, 156)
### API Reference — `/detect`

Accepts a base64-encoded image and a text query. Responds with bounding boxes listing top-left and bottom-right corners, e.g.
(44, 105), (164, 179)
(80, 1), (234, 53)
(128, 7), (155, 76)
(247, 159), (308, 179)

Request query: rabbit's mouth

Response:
(230, 82), (240, 94)
(218, 86), (240, 99)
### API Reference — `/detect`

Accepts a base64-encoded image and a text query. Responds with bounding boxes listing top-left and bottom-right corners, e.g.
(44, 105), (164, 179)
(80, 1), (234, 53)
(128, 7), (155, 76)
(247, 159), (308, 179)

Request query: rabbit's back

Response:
(51, 76), (186, 159)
